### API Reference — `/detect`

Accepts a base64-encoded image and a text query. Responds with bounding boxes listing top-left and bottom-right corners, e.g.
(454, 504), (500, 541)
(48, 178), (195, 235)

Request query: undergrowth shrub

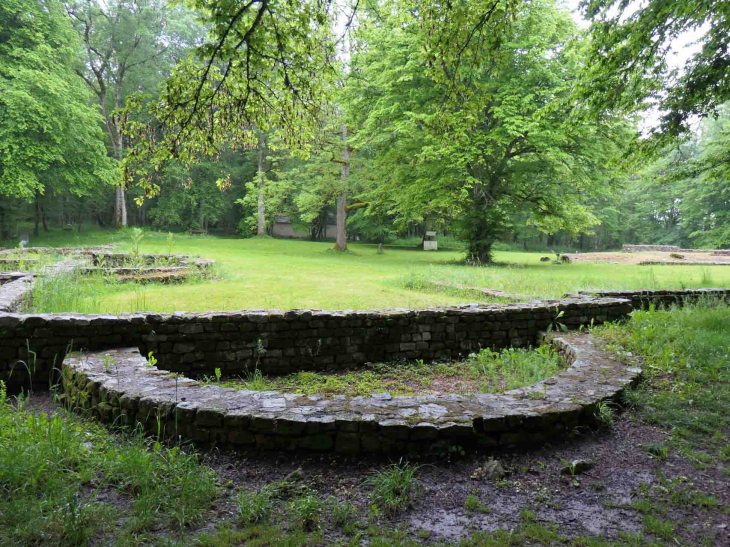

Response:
(467, 345), (564, 392)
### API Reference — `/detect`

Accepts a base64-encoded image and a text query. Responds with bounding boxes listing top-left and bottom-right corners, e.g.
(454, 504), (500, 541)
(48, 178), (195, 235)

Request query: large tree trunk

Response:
(334, 124), (350, 251)
(0, 207), (6, 240)
(257, 137), (266, 236)
(467, 217), (495, 264)
(465, 184), (500, 264)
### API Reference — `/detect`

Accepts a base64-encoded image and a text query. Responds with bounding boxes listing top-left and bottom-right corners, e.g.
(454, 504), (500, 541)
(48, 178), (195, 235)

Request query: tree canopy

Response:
(340, 0), (630, 261)
(0, 0), (116, 200)
(579, 0), (730, 136)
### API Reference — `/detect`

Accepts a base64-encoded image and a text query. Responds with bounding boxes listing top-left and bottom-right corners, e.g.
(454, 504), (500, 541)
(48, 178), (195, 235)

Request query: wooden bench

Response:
(188, 229), (208, 235)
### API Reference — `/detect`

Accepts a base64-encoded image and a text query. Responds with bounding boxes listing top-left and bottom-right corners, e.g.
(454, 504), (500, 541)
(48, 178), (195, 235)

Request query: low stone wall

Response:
(3, 288), (728, 393)
(0, 244), (118, 256)
(622, 244), (681, 253)
(573, 288), (730, 309)
(622, 244), (730, 256)
(59, 333), (642, 454)
(0, 274), (34, 312)
(638, 260), (730, 266)
(0, 298), (632, 392)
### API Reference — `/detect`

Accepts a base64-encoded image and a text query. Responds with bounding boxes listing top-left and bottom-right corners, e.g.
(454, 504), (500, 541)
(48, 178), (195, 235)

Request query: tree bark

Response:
(467, 222), (494, 264)
(335, 124), (350, 251)
(115, 186), (127, 228)
(0, 207), (6, 240)
(257, 136), (266, 236)
(34, 191), (41, 237)
(199, 196), (206, 230)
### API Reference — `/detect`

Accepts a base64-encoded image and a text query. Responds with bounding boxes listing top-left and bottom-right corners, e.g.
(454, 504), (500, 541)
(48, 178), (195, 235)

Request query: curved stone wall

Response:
(0, 298), (632, 392)
(59, 332), (642, 454)
(3, 288), (729, 393)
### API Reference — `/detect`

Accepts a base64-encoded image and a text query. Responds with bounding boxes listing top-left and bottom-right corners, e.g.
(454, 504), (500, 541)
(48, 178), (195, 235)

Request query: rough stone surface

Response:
(571, 288), (730, 310)
(59, 332), (642, 454)
(637, 260), (730, 266)
(0, 275), (34, 312)
(2, 288), (728, 392)
(431, 281), (530, 301)
(0, 297), (634, 391)
(622, 244), (730, 256)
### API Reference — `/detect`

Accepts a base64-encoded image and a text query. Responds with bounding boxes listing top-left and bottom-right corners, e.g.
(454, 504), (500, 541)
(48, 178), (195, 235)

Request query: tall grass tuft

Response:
(468, 345), (564, 392)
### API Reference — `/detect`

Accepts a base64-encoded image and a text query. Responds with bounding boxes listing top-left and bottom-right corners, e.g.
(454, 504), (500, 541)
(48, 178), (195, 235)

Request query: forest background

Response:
(2, 0), (729, 257)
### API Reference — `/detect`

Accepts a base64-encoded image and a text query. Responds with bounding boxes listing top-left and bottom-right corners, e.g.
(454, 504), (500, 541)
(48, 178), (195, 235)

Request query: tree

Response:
(119, 0), (341, 198)
(0, 0), (116, 236)
(670, 107), (730, 248)
(65, 0), (200, 227)
(343, 0), (631, 262)
(579, 0), (730, 137)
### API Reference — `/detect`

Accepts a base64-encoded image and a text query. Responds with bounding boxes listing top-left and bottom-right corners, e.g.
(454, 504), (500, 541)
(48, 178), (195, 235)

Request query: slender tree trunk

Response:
(257, 137), (266, 236)
(115, 186), (127, 228)
(0, 207), (6, 240)
(33, 191), (41, 237)
(112, 85), (127, 228)
(335, 124), (350, 251)
(199, 197), (205, 230)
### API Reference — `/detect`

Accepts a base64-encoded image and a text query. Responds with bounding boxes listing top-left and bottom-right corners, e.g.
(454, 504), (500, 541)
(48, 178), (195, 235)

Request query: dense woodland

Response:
(2, 0), (729, 257)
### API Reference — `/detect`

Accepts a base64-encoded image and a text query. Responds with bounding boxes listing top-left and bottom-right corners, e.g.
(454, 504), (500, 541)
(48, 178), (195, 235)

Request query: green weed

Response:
(367, 462), (420, 516)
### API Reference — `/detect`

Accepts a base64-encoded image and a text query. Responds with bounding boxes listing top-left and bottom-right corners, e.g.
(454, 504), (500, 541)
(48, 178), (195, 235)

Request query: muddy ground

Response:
(23, 394), (730, 545)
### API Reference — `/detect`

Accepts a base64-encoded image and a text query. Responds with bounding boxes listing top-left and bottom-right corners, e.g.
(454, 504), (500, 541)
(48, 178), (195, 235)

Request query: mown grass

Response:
(211, 345), (565, 397)
(18, 227), (730, 314)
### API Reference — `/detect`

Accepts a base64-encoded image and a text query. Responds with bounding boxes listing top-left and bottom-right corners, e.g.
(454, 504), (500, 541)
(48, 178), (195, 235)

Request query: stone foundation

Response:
(0, 298), (632, 392)
(572, 288), (730, 309)
(622, 244), (730, 256)
(1, 288), (727, 393)
(58, 332), (642, 454)
(0, 274), (35, 312)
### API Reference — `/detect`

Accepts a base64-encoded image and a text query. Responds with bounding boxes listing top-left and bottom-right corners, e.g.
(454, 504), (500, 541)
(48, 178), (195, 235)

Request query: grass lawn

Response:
(16, 228), (730, 314)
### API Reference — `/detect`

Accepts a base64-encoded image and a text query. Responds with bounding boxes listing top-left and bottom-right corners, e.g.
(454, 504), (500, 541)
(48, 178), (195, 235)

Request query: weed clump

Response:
(367, 462), (420, 516)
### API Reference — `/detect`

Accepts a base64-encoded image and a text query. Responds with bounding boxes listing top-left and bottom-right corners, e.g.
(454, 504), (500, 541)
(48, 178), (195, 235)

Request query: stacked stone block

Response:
(574, 288), (730, 310)
(59, 331), (643, 455)
(0, 299), (632, 392)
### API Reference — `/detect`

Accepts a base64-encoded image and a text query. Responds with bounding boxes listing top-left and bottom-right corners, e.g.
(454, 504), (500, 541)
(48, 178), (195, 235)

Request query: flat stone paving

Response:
(63, 332), (642, 454)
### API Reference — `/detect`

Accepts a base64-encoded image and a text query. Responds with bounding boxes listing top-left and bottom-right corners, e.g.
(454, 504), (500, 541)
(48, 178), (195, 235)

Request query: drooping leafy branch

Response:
(579, 0), (730, 137)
